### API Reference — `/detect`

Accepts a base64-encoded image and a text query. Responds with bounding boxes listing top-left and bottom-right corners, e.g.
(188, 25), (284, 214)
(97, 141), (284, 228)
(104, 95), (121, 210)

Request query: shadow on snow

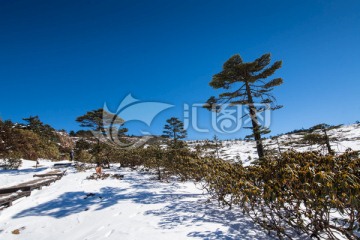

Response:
(13, 187), (201, 219)
(145, 199), (272, 240)
(13, 177), (272, 239)
(0, 167), (48, 175)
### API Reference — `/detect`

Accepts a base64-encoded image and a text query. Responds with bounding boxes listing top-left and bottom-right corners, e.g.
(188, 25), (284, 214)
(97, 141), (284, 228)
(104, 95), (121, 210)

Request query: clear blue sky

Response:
(1, 0), (359, 139)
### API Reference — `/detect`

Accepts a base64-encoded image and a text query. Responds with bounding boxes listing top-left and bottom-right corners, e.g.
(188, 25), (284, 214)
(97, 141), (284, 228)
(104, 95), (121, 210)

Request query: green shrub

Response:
(1, 151), (22, 169)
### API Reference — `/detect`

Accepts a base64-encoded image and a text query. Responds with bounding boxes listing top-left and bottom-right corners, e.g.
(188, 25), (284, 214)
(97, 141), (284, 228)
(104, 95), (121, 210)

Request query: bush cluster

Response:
(0, 118), (69, 168)
(94, 146), (360, 239)
(194, 150), (360, 240)
(60, 134), (360, 239)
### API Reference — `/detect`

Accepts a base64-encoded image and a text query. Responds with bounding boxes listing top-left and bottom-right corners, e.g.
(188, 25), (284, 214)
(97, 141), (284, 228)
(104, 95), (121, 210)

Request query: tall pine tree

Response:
(205, 53), (283, 159)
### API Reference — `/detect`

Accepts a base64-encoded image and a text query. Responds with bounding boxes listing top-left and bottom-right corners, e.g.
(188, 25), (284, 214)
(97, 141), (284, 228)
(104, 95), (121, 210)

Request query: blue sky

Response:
(0, 0), (359, 139)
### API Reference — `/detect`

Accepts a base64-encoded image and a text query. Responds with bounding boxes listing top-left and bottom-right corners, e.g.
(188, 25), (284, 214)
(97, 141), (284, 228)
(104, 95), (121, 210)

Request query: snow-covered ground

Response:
(0, 160), (70, 188)
(0, 161), (270, 240)
(1, 124), (359, 239)
(188, 123), (360, 166)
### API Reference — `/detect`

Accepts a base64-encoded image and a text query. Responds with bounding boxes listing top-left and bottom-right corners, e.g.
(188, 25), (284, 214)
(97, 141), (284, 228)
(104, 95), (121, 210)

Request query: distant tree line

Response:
(0, 116), (74, 169)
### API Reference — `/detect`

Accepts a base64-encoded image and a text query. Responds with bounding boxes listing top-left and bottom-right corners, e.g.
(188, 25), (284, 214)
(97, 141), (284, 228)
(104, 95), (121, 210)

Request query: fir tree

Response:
(162, 117), (187, 148)
(204, 53), (283, 159)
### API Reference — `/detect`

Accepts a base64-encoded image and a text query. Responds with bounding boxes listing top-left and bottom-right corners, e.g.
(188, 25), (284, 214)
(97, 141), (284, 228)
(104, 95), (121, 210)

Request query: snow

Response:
(0, 160), (70, 188)
(1, 160), (49, 188)
(188, 123), (360, 166)
(0, 163), (270, 240)
(1, 123), (359, 239)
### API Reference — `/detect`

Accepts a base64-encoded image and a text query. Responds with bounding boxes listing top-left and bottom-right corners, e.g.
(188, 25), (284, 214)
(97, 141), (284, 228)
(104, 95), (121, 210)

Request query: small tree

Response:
(303, 123), (341, 155)
(76, 108), (127, 164)
(272, 135), (282, 155)
(145, 143), (165, 180)
(201, 135), (222, 158)
(205, 53), (283, 159)
(213, 135), (222, 159)
(162, 117), (187, 148)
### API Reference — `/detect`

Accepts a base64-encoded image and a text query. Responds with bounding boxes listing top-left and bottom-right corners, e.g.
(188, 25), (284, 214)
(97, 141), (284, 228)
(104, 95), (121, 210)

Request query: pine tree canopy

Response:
(23, 116), (60, 143)
(204, 53), (283, 159)
(162, 117), (187, 142)
(76, 109), (104, 131)
(205, 53), (283, 111)
(76, 108), (127, 135)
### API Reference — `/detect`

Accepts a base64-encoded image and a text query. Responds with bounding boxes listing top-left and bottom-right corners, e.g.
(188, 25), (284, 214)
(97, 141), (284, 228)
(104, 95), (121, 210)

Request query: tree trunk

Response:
(276, 138), (282, 155)
(322, 128), (334, 155)
(173, 128), (177, 148)
(245, 81), (265, 159)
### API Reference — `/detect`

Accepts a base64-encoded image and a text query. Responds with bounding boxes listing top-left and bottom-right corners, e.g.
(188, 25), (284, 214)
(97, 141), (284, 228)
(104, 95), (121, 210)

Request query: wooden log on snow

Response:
(0, 191), (31, 208)
(0, 177), (58, 194)
(33, 170), (65, 178)
(53, 163), (73, 168)
(0, 186), (31, 194)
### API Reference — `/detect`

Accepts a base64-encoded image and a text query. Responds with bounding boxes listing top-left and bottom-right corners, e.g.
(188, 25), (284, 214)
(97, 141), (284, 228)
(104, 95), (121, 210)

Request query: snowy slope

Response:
(0, 124), (359, 239)
(0, 165), (270, 240)
(188, 123), (360, 166)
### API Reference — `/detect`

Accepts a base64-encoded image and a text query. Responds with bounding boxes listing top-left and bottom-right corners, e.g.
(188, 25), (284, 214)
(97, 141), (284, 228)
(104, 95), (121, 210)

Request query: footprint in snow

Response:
(105, 229), (114, 238)
(113, 212), (122, 216)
